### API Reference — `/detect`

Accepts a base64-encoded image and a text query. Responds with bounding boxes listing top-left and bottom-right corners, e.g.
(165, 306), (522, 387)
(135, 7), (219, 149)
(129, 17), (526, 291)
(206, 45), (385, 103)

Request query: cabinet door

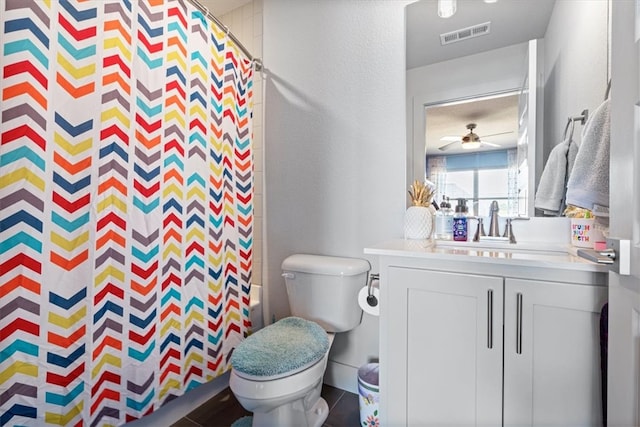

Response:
(388, 267), (503, 426)
(503, 279), (608, 426)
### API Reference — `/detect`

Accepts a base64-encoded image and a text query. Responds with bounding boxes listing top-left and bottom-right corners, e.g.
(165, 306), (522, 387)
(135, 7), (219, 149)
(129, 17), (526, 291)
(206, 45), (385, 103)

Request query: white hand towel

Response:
(566, 99), (610, 209)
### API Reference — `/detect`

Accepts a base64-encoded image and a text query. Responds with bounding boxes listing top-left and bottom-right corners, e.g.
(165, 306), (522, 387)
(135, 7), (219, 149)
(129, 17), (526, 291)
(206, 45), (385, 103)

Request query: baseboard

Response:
(125, 371), (230, 426)
(323, 360), (358, 395)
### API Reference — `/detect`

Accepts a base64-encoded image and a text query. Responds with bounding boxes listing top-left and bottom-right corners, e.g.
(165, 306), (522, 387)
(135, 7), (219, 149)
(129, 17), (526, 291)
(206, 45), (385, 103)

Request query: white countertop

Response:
(364, 239), (610, 273)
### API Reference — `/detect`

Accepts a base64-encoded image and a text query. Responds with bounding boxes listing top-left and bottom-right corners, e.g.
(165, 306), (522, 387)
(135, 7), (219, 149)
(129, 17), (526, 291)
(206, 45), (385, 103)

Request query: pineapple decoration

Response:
(408, 180), (435, 208)
(404, 180), (436, 240)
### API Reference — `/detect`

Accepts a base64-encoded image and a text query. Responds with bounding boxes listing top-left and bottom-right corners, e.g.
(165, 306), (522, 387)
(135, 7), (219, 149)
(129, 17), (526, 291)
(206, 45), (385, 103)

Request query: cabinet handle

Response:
(516, 292), (523, 354)
(487, 289), (493, 349)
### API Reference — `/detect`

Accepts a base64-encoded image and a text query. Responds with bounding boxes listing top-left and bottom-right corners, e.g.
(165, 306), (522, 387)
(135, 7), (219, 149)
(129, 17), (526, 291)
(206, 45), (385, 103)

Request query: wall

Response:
(262, 0), (410, 392)
(542, 0), (609, 164)
(406, 43), (529, 189)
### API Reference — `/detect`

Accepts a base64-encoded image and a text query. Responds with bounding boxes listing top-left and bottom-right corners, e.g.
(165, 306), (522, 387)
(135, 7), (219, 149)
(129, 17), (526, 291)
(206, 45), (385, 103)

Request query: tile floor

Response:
(171, 384), (360, 427)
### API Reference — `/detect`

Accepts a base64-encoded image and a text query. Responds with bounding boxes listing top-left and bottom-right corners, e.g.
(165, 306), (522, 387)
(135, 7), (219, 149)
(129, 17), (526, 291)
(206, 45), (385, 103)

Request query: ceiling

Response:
(406, 0), (555, 69)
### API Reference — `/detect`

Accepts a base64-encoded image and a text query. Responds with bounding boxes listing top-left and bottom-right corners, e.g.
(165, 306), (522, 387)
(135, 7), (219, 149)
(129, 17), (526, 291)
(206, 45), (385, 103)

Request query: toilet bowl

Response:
(229, 254), (370, 427)
(230, 333), (335, 427)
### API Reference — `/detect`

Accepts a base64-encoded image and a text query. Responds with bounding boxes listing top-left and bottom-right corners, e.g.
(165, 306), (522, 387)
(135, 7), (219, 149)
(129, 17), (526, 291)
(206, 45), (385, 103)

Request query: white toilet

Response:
(229, 254), (370, 427)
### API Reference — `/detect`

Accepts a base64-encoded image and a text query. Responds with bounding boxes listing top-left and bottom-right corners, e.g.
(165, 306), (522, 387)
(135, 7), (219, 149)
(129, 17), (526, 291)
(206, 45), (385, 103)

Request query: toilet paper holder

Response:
(366, 273), (380, 307)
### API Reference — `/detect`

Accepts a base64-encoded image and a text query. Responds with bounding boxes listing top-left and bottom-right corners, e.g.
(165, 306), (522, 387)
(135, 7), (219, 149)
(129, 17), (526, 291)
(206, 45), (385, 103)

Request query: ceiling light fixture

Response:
(462, 140), (482, 150)
(461, 138), (482, 149)
(461, 124), (482, 149)
(438, 0), (457, 18)
(483, 0), (498, 3)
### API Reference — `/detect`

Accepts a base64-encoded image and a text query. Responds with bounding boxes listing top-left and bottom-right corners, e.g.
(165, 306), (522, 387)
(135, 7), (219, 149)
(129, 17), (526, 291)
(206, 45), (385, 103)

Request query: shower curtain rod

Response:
(187, 0), (263, 71)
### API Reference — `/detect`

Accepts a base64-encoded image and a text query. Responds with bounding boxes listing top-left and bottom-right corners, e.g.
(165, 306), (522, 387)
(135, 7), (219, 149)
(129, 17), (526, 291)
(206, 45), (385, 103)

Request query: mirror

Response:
(406, 0), (610, 217)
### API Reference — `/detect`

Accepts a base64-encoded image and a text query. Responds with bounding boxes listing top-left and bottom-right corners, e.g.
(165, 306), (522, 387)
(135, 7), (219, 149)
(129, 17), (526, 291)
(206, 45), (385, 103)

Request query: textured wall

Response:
(262, 0), (410, 392)
(542, 0), (609, 168)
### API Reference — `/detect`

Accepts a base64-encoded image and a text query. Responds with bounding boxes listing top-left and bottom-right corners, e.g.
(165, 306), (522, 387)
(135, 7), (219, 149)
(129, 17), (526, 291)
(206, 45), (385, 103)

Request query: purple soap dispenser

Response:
(453, 198), (468, 242)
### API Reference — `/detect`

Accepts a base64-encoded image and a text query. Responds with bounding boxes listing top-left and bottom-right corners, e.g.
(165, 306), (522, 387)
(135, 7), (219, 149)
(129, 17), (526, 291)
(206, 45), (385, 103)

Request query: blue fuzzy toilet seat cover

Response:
(231, 317), (329, 379)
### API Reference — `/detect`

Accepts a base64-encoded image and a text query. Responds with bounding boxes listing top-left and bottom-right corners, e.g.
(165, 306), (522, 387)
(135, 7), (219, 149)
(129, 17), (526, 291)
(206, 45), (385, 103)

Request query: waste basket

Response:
(358, 363), (379, 427)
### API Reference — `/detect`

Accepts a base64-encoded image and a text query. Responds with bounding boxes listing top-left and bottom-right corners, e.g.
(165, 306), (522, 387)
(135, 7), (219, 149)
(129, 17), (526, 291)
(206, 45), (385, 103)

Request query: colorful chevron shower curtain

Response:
(0, 0), (254, 425)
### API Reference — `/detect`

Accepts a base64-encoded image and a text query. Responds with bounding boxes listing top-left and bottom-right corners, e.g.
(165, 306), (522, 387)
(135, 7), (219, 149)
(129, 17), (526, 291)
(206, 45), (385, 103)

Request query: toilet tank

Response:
(281, 254), (370, 333)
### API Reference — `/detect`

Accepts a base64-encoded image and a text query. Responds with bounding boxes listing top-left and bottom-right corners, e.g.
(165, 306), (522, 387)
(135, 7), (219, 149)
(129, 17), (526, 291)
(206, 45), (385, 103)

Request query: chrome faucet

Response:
(488, 201), (501, 237)
(472, 217), (486, 242)
(503, 218), (517, 244)
(474, 200), (526, 243)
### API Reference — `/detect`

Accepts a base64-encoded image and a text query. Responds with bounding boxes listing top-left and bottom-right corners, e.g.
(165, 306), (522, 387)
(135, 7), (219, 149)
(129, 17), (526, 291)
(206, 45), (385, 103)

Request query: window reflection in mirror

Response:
(428, 151), (517, 217)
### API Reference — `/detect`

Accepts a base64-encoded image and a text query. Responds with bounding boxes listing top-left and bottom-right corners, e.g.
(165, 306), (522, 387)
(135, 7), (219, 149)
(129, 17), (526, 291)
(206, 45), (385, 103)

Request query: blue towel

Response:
(231, 317), (329, 378)
(566, 99), (610, 209)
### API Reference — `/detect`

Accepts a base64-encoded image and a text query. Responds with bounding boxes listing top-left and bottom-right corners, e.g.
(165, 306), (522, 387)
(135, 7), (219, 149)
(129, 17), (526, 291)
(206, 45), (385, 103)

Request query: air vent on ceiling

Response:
(440, 21), (491, 45)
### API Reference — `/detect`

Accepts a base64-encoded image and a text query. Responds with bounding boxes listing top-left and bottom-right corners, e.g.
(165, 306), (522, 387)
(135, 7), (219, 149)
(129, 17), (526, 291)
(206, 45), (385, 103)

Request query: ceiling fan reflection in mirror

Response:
(438, 123), (513, 151)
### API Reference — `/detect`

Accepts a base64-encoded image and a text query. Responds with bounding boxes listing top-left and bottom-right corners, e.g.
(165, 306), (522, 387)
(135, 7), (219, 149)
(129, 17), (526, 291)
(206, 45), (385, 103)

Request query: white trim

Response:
(324, 360), (359, 395)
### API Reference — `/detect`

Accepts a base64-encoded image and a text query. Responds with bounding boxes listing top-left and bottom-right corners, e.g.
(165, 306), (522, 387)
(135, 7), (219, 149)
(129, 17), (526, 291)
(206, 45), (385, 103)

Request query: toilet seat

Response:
(230, 350), (328, 402)
(234, 358), (322, 381)
(233, 357), (321, 381)
(231, 317), (329, 379)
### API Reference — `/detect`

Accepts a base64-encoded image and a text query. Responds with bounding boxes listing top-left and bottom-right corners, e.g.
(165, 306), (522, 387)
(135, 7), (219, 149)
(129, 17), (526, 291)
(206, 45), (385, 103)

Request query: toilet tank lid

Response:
(282, 254), (370, 276)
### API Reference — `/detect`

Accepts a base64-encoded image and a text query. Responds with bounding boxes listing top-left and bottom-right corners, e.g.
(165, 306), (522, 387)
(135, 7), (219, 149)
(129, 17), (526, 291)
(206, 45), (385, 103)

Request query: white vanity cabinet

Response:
(503, 278), (607, 426)
(367, 241), (609, 427)
(390, 267), (504, 425)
